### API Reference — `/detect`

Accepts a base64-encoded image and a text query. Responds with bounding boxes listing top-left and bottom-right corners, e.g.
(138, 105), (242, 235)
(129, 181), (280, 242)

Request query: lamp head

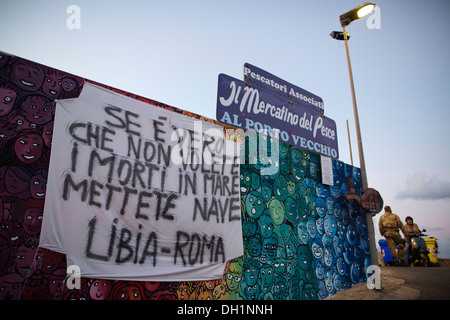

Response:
(340, 2), (376, 27)
(330, 31), (350, 41)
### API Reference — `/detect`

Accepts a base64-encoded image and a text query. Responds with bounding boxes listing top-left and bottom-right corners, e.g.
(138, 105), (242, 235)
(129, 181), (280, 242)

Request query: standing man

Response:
(378, 206), (407, 266)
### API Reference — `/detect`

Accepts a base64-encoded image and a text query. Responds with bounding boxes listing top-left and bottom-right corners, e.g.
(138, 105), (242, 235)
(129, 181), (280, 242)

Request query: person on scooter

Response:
(378, 206), (407, 266)
(404, 216), (421, 265)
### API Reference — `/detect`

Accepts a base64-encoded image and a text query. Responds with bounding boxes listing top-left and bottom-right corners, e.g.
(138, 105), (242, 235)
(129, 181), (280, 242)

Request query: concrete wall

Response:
(0, 52), (370, 300)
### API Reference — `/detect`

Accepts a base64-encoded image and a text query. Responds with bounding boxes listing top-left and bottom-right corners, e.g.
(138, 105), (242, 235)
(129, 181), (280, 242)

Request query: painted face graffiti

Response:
(61, 77), (78, 92)
(0, 84), (18, 117)
(112, 282), (145, 300)
(14, 133), (44, 164)
(10, 60), (45, 91)
(89, 279), (112, 300)
(267, 197), (285, 226)
(42, 70), (65, 98)
(23, 207), (43, 235)
(30, 170), (47, 200)
(19, 95), (54, 125)
(246, 191), (265, 219)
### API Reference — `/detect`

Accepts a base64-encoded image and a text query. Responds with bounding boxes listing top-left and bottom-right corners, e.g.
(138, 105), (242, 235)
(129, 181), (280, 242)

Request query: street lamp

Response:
(339, 2), (376, 28)
(331, 3), (379, 266)
(330, 31), (350, 41)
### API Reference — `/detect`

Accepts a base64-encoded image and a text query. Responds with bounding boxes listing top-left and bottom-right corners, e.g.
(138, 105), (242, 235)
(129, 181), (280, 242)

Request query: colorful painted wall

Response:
(0, 52), (370, 300)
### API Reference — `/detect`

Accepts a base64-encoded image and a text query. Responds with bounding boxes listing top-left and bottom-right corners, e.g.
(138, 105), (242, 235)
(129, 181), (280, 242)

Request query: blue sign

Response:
(216, 73), (339, 159)
(243, 63), (324, 114)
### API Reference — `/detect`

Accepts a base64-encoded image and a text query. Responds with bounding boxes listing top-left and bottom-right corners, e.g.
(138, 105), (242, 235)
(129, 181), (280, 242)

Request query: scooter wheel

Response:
(420, 253), (430, 267)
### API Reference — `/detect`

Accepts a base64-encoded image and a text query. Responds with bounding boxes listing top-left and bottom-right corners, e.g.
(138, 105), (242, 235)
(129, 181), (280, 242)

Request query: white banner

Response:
(39, 83), (243, 281)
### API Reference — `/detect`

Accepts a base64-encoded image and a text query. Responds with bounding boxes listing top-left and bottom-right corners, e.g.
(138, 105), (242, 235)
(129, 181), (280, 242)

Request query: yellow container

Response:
(423, 237), (439, 264)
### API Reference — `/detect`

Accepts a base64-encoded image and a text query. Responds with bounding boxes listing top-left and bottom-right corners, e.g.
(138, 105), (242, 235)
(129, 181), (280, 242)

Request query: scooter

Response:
(407, 229), (430, 267)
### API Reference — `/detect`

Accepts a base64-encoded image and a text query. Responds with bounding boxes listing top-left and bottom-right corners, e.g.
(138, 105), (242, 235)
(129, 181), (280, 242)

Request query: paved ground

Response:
(327, 264), (450, 300)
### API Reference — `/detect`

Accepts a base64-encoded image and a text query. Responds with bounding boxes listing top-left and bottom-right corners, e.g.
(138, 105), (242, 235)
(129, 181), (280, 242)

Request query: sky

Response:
(1, 0), (450, 257)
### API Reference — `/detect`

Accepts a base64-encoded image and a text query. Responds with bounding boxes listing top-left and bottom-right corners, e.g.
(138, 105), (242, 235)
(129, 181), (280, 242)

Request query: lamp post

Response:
(332, 2), (379, 266)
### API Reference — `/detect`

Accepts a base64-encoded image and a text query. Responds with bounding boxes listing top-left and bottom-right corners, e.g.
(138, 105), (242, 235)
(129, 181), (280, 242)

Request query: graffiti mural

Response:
(0, 52), (369, 300)
(238, 144), (370, 300)
(0, 52), (84, 300)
